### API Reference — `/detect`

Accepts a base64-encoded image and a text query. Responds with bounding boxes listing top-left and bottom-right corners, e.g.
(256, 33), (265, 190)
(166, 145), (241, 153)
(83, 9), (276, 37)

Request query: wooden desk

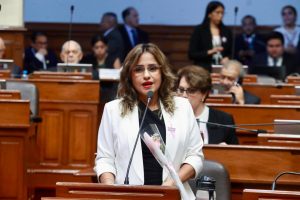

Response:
(206, 94), (232, 104)
(270, 95), (300, 105)
(258, 133), (300, 147)
(0, 99), (30, 200)
(243, 83), (295, 104)
(0, 69), (11, 78)
(26, 77), (100, 195)
(0, 90), (21, 99)
(204, 145), (300, 200)
(286, 76), (300, 85)
(31, 72), (93, 80)
(243, 189), (300, 200)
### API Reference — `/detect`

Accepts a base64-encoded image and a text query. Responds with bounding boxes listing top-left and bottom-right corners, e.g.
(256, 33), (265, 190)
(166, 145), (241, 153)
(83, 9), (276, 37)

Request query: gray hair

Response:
(223, 60), (245, 78)
(61, 40), (82, 52)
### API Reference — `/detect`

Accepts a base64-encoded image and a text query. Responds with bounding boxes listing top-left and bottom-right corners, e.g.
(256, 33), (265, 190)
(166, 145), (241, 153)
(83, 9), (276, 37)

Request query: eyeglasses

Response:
(132, 64), (161, 75)
(177, 87), (199, 96)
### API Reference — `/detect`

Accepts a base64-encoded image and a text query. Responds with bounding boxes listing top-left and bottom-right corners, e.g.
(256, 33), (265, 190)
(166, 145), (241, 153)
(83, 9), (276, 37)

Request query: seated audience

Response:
(82, 35), (121, 102)
(0, 37), (21, 77)
(60, 40), (83, 64)
(177, 65), (239, 144)
(100, 12), (125, 61)
(189, 1), (232, 71)
(118, 7), (149, 58)
(275, 5), (300, 55)
(235, 15), (265, 66)
(24, 32), (58, 73)
(220, 60), (260, 104)
(252, 32), (299, 79)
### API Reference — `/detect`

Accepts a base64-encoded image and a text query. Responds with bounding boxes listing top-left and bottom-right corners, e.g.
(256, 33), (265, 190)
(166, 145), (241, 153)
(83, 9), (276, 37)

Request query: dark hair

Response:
(202, 1), (225, 26)
(281, 5), (297, 17)
(31, 32), (47, 43)
(242, 15), (257, 25)
(177, 65), (212, 95)
(90, 34), (108, 47)
(102, 12), (118, 24)
(266, 32), (284, 45)
(122, 7), (134, 21)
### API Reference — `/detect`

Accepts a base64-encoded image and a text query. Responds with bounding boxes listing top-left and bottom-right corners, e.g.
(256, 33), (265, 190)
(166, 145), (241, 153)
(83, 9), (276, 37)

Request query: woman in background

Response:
(188, 1), (232, 72)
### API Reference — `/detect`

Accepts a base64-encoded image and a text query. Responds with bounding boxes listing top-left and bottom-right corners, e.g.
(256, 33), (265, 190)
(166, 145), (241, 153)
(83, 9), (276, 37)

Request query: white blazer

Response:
(94, 96), (204, 199)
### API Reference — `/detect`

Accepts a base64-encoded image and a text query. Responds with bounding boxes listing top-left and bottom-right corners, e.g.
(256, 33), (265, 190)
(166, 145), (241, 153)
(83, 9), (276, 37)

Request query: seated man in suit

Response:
(60, 40), (83, 64)
(235, 15), (266, 66)
(177, 65), (239, 144)
(252, 31), (299, 79)
(118, 7), (149, 58)
(220, 60), (261, 105)
(0, 37), (21, 77)
(100, 12), (124, 61)
(24, 32), (58, 73)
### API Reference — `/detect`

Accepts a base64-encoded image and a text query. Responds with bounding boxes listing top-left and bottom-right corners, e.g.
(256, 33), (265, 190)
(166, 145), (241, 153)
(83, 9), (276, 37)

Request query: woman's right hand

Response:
(207, 46), (224, 55)
(99, 172), (115, 185)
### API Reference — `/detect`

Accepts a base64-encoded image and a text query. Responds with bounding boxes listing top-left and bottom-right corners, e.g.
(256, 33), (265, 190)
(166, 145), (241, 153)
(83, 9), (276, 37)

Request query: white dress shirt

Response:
(267, 56), (283, 67)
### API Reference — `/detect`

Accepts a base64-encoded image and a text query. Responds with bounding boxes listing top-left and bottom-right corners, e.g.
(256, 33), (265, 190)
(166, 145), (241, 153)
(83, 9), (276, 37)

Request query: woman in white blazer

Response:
(94, 43), (204, 199)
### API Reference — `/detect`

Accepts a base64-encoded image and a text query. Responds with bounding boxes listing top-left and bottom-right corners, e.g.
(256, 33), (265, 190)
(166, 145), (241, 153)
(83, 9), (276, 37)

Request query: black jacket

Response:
(188, 24), (232, 71)
(207, 108), (239, 144)
(104, 28), (125, 62)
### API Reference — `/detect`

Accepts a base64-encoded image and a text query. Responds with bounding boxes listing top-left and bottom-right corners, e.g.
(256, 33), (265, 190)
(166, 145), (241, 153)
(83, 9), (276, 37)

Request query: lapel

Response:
(125, 104), (144, 182)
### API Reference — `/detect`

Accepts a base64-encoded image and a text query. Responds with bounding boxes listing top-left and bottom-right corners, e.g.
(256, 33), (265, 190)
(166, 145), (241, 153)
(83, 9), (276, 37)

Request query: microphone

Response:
(272, 171), (300, 190)
(124, 90), (154, 184)
(68, 5), (75, 42)
(198, 120), (267, 134)
(231, 6), (239, 59)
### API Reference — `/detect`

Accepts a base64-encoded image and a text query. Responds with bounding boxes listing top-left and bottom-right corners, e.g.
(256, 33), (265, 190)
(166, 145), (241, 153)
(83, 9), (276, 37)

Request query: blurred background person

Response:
(24, 32), (58, 73)
(275, 5), (300, 55)
(177, 65), (239, 144)
(220, 60), (260, 104)
(188, 1), (232, 72)
(118, 7), (149, 59)
(100, 12), (125, 61)
(235, 15), (266, 66)
(82, 34), (121, 102)
(0, 37), (21, 77)
(60, 40), (83, 64)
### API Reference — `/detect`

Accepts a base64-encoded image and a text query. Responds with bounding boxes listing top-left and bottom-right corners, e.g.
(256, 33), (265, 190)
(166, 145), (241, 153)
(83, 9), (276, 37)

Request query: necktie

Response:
(273, 58), (278, 67)
(131, 29), (138, 47)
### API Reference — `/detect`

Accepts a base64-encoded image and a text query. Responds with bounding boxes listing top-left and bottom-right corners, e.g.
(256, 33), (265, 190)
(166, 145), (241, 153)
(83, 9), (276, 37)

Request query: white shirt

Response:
(196, 105), (209, 144)
(267, 56), (283, 67)
(125, 24), (136, 47)
(275, 26), (300, 48)
(103, 27), (114, 37)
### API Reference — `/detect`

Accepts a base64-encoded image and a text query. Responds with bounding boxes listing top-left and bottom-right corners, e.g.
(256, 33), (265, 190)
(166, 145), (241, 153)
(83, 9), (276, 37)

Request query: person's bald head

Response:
(220, 60), (245, 90)
(0, 37), (6, 59)
(60, 40), (83, 64)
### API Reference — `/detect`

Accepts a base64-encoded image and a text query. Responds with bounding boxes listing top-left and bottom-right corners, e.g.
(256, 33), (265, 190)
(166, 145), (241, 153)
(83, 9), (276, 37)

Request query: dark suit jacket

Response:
(243, 90), (261, 104)
(251, 52), (299, 78)
(118, 25), (149, 59)
(105, 28), (125, 62)
(188, 24), (232, 72)
(207, 108), (239, 144)
(24, 47), (58, 74)
(235, 33), (266, 65)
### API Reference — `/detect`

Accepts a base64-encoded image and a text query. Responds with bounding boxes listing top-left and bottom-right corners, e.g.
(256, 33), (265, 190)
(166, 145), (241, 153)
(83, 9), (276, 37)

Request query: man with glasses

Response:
(24, 32), (58, 73)
(177, 65), (238, 144)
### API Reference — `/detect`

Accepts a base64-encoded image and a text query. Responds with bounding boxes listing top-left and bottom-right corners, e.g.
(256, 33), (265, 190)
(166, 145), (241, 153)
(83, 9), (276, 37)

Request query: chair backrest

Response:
(6, 81), (39, 118)
(189, 159), (231, 200)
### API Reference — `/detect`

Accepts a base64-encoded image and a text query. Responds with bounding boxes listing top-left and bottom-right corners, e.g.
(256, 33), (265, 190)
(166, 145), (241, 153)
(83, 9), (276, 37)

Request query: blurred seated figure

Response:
(60, 40), (83, 64)
(275, 5), (300, 55)
(24, 32), (58, 73)
(235, 15), (265, 66)
(0, 37), (21, 77)
(177, 65), (239, 144)
(219, 60), (260, 105)
(252, 32), (299, 80)
(82, 35), (121, 102)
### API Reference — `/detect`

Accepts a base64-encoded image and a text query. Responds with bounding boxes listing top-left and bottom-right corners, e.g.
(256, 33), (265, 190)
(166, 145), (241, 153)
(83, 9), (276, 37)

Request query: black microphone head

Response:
(147, 90), (154, 99)
(71, 5), (74, 12)
(234, 6), (238, 13)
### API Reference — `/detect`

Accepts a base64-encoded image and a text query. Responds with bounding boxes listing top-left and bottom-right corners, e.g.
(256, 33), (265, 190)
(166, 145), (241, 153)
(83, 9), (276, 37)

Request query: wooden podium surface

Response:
(0, 99), (30, 200)
(243, 189), (300, 200)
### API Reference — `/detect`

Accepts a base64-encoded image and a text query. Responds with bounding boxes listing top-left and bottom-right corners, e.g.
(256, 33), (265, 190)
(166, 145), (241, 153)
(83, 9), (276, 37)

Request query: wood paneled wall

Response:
(25, 23), (275, 70)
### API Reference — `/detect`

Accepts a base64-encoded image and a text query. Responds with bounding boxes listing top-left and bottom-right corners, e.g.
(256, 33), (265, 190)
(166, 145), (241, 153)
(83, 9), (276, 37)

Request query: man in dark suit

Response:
(252, 32), (299, 79)
(235, 15), (266, 66)
(100, 12), (124, 62)
(220, 60), (261, 104)
(24, 32), (58, 74)
(118, 7), (149, 59)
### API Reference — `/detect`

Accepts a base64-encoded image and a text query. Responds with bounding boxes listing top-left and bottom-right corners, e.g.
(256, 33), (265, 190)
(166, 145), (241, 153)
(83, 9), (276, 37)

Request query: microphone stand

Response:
(231, 6), (238, 59)
(67, 5), (74, 65)
(272, 171), (300, 190)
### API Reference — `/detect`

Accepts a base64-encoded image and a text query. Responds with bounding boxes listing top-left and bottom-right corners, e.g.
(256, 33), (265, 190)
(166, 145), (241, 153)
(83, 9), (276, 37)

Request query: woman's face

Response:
(177, 76), (206, 114)
(209, 6), (224, 25)
(282, 8), (296, 26)
(93, 40), (107, 58)
(131, 52), (162, 101)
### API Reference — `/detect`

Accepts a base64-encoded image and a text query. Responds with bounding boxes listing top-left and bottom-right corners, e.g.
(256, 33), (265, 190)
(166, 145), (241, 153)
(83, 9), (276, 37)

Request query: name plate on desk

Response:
(99, 68), (120, 81)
